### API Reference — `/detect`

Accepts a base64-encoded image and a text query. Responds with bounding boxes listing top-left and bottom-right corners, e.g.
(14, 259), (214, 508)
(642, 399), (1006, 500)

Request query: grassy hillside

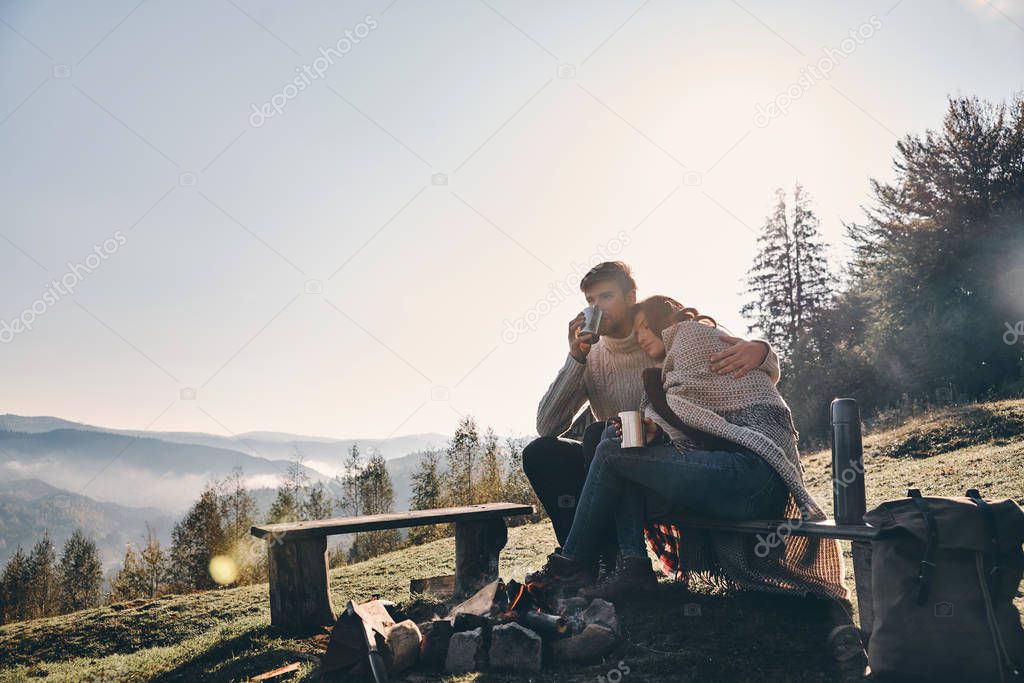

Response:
(1, 400), (1022, 682)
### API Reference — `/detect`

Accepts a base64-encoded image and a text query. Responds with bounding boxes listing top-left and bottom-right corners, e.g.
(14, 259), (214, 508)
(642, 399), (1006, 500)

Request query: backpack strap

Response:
(965, 488), (1003, 605)
(908, 488), (938, 606)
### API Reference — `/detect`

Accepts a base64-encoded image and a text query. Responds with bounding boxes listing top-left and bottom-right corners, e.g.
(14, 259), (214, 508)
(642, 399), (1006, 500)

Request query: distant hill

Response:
(0, 478), (175, 569)
(0, 415), (451, 512)
(0, 414), (449, 465)
(0, 415), (455, 568)
(0, 428), (327, 512)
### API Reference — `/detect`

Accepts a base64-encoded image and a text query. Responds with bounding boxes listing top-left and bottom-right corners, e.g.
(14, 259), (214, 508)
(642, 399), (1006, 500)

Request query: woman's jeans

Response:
(562, 422), (789, 561)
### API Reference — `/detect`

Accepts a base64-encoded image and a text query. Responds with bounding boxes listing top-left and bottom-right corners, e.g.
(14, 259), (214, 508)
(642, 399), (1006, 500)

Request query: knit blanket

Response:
(640, 320), (849, 602)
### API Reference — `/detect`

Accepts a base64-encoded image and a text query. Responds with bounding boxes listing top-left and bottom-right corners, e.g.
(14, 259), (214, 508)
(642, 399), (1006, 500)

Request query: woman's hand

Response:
(643, 417), (662, 444)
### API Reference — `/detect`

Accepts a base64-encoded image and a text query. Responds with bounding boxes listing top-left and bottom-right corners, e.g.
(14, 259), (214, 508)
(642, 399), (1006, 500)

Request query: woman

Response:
(529, 296), (847, 604)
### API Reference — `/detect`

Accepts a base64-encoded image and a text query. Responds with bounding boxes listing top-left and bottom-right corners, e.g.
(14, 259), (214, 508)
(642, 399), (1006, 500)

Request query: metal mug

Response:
(581, 305), (603, 341)
(618, 410), (644, 448)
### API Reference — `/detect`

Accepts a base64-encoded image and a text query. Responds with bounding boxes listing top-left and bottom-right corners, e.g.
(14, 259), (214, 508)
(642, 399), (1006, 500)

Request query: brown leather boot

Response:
(525, 551), (598, 595)
(579, 556), (658, 602)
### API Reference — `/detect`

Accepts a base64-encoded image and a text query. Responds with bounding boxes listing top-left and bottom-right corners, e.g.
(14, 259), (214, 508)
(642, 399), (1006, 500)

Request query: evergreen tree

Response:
(268, 457), (308, 524)
(302, 481), (334, 520)
(349, 450), (401, 561)
(138, 526), (169, 598)
(0, 546), (30, 624)
(169, 486), (225, 592)
(408, 450), (445, 545)
(109, 544), (147, 602)
(476, 428), (503, 505)
(25, 533), (60, 619)
(847, 95), (1024, 402)
(58, 528), (102, 612)
(444, 417), (480, 506)
(337, 443), (363, 516)
(742, 184), (834, 358)
(110, 528), (169, 602)
(219, 468), (257, 542)
(500, 437), (543, 526)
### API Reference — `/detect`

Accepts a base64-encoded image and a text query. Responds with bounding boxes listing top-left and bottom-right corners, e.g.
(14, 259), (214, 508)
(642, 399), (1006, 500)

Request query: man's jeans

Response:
(522, 421), (618, 568)
(562, 422), (789, 561)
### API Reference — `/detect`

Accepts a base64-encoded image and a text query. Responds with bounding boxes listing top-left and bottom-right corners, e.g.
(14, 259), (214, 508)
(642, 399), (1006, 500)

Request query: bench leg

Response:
(851, 540), (874, 641)
(267, 536), (335, 633)
(454, 518), (508, 597)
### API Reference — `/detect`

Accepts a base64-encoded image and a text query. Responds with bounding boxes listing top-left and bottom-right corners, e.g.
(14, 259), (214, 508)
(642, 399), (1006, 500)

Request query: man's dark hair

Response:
(579, 261), (637, 294)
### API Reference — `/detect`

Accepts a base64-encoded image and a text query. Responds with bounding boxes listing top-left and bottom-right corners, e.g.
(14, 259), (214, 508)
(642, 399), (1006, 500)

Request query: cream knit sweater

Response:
(536, 328), (780, 437)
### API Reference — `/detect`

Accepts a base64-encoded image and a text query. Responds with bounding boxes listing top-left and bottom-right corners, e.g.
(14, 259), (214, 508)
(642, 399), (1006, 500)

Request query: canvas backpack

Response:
(864, 488), (1024, 682)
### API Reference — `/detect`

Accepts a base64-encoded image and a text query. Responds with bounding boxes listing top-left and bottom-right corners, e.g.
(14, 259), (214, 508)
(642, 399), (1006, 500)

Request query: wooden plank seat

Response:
(649, 398), (877, 638)
(251, 502), (534, 633)
(651, 515), (877, 542)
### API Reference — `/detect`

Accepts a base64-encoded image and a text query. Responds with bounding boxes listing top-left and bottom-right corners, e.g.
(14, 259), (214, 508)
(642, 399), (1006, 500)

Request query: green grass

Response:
(2, 399), (1023, 682)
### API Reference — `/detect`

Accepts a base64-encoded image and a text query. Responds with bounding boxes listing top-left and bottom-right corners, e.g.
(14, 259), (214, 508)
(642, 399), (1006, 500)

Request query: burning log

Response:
(520, 610), (569, 638)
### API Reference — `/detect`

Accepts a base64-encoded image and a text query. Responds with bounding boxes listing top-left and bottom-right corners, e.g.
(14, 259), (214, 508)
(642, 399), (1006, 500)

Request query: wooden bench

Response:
(251, 502), (534, 632)
(650, 398), (877, 637)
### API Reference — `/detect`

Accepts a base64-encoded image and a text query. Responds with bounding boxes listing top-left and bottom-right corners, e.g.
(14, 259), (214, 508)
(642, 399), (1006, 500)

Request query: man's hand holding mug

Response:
(569, 312), (593, 362)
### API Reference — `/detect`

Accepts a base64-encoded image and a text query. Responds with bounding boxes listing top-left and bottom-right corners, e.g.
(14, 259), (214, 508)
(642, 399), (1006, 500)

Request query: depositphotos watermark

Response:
(596, 660), (631, 682)
(249, 15), (380, 128)
(501, 231), (632, 345)
(1003, 321), (1024, 346)
(754, 457), (865, 557)
(753, 15), (883, 128)
(1, 231), (127, 344)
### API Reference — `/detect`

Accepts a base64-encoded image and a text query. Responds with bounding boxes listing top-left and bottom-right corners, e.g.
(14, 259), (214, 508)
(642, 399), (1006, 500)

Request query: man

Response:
(523, 261), (779, 579)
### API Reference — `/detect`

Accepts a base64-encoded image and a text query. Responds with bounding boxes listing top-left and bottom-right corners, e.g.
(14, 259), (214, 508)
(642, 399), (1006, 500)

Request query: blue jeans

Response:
(562, 422), (789, 561)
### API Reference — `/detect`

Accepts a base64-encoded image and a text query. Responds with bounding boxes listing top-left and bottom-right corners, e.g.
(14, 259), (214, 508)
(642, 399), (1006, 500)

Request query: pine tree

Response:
(219, 468), (257, 541)
(444, 417), (480, 507)
(337, 443), (363, 516)
(138, 526), (169, 598)
(268, 457), (308, 524)
(169, 486), (225, 592)
(476, 428), (503, 505)
(847, 95), (1024, 401)
(0, 546), (30, 624)
(25, 533), (60, 619)
(408, 450), (445, 545)
(58, 529), (102, 612)
(742, 184), (834, 358)
(303, 482), (334, 520)
(501, 437), (543, 527)
(109, 544), (147, 602)
(349, 450), (401, 561)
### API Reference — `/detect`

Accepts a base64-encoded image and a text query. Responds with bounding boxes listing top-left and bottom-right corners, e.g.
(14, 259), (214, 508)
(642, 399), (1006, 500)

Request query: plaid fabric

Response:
(645, 523), (685, 579)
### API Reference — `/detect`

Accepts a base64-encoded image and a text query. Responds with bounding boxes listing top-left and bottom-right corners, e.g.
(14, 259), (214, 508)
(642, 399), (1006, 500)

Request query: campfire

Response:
(494, 578), (569, 635)
(321, 576), (621, 678)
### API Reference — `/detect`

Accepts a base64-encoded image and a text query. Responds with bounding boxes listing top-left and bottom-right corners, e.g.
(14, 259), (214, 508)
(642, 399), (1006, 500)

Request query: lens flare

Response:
(209, 555), (239, 586)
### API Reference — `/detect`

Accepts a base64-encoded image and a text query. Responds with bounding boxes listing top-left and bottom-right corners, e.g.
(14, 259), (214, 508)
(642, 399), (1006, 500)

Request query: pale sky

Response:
(2, 0), (1022, 441)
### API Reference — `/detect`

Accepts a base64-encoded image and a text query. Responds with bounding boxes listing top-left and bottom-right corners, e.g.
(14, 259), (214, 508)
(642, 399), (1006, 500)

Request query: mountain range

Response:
(0, 414), (449, 567)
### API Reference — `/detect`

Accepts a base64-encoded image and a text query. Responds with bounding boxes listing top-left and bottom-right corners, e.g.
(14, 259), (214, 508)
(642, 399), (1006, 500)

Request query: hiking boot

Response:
(524, 546), (562, 584)
(579, 556), (658, 602)
(525, 551), (598, 595)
